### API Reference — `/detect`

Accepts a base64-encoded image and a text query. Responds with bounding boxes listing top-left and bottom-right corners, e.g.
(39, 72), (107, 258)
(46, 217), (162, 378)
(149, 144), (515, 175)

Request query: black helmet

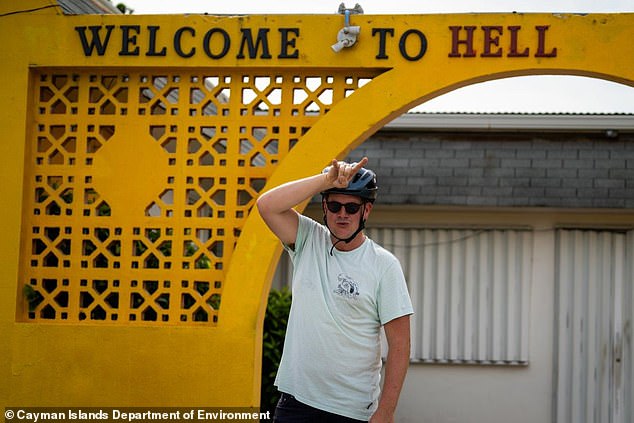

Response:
(321, 166), (378, 202)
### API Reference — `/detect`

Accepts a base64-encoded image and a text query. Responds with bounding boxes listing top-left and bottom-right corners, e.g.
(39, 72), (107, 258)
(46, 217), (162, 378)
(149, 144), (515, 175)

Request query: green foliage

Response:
(107, 1), (133, 14)
(23, 284), (44, 312)
(261, 286), (292, 414)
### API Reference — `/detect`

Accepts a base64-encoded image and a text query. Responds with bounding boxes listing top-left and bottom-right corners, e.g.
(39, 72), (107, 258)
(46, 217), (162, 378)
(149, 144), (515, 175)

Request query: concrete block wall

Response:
(346, 131), (634, 208)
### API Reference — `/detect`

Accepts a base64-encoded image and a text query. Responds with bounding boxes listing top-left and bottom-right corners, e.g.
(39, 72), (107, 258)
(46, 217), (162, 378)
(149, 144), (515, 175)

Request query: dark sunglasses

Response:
(325, 201), (363, 214)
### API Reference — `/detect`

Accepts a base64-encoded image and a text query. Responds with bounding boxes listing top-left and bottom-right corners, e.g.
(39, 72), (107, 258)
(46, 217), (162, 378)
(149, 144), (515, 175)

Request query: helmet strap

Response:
(324, 202), (367, 256)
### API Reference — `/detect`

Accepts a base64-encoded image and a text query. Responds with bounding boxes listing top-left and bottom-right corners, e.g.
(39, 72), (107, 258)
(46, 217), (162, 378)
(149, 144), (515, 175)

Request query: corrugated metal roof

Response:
(57, 0), (120, 15)
(385, 112), (634, 133)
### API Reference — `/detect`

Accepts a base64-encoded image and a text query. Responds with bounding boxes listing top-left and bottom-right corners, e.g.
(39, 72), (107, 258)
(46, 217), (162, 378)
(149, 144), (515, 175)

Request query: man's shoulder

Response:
(364, 237), (402, 267)
(291, 214), (328, 255)
(297, 213), (326, 235)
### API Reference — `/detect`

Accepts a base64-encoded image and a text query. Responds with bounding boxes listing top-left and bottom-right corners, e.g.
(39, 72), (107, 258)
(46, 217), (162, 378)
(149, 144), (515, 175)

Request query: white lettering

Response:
(16, 410), (67, 422)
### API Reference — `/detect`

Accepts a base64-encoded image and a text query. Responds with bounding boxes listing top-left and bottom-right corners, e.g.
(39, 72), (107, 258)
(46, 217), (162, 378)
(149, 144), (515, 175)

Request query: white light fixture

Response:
(331, 3), (363, 53)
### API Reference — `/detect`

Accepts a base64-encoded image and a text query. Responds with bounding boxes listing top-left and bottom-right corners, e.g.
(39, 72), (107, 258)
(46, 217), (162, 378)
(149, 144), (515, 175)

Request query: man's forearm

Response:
(257, 157), (368, 215)
(375, 343), (409, 417)
(256, 173), (330, 245)
(256, 157), (368, 245)
(257, 173), (329, 214)
(381, 351), (409, 412)
(371, 315), (411, 422)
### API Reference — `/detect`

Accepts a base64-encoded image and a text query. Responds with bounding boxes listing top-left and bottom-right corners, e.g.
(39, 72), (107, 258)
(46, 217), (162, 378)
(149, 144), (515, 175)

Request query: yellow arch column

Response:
(223, 12), (634, 402)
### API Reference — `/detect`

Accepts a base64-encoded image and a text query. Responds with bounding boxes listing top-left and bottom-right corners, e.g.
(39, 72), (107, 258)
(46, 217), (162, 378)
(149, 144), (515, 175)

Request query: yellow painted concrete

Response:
(1, 2), (633, 407)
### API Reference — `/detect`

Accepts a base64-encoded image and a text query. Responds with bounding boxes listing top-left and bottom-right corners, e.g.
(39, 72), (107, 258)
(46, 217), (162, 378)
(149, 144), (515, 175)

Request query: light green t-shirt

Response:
(274, 215), (414, 421)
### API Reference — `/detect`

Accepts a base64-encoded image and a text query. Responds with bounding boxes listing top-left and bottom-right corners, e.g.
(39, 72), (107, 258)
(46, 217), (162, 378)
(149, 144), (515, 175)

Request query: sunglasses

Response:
(325, 201), (363, 214)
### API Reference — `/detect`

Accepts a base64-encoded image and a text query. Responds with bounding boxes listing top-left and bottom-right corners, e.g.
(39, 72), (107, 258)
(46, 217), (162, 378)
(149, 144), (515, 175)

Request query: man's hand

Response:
(325, 156), (369, 188)
(369, 408), (394, 423)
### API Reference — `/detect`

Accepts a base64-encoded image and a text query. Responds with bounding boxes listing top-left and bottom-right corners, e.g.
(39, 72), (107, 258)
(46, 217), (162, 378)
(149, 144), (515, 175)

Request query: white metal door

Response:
(554, 229), (633, 423)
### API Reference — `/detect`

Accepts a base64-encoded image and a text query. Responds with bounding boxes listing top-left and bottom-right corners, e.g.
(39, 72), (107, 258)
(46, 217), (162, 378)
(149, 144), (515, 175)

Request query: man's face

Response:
(322, 193), (372, 241)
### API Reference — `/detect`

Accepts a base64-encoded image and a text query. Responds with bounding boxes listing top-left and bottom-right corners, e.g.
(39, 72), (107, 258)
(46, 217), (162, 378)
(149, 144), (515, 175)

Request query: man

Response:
(257, 157), (413, 423)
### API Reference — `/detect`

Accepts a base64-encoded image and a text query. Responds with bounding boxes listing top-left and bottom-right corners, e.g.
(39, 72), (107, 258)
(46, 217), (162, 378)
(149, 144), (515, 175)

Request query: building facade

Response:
(275, 113), (634, 422)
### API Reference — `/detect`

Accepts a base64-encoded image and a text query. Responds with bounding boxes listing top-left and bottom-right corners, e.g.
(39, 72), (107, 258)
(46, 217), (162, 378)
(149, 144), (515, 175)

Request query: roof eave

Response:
(384, 113), (634, 133)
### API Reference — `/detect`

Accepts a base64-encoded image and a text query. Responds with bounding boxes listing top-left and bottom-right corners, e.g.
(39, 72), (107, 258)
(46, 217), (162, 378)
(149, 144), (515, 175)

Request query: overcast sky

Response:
(121, 1), (634, 113)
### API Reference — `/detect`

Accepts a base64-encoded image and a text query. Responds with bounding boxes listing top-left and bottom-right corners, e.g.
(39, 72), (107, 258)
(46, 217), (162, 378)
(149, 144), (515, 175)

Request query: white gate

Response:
(554, 229), (633, 423)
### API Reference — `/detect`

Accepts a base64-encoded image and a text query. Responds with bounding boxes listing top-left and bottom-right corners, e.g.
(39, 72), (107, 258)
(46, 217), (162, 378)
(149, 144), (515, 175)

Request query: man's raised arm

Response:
(256, 157), (368, 245)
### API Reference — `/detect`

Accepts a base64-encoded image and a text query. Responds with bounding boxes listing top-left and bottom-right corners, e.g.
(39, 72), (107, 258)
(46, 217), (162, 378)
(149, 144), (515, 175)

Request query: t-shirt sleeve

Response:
(283, 214), (313, 260)
(377, 259), (414, 325)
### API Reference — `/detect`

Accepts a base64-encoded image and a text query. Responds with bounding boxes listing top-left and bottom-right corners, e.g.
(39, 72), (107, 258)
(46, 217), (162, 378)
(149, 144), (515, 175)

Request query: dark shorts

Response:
(273, 393), (367, 423)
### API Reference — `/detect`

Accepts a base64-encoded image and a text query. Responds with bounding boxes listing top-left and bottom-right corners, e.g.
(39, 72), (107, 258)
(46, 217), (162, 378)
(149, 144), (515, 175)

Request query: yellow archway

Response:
(223, 13), (634, 403)
(1, 4), (633, 408)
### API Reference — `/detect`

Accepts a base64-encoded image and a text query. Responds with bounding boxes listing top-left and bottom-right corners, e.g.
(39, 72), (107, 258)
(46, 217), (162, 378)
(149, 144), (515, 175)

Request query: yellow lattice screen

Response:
(19, 68), (379, 325)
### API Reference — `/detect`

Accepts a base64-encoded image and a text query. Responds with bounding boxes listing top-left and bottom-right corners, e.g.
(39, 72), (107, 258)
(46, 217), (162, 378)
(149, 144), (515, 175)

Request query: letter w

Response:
(75, 25), (114, 56)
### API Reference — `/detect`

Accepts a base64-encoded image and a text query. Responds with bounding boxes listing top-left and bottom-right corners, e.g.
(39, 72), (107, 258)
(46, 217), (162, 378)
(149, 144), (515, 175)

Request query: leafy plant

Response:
(23, 284), (44, 312)
(261, 286), (292, 414)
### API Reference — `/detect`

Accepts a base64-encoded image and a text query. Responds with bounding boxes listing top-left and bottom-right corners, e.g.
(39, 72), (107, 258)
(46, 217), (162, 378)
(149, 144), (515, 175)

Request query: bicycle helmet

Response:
(320, 164), (378, 255)
(320, 166), (378, 202)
